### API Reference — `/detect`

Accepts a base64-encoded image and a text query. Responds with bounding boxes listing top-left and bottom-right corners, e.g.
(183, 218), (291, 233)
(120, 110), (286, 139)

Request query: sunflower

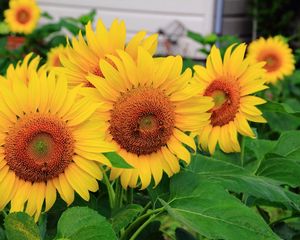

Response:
(4, 0), (40, 34)
(247, 36), (295, 84)
(58, 19), (158, 87)
(46, 45), (67, 68)
(78, 47), (214, 189)
(194, 44), (268, 155)
(0, 54), (115, 221)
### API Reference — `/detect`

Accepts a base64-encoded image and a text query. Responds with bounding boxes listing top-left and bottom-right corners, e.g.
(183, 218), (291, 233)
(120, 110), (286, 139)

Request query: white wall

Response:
(37, 0), (216, 58)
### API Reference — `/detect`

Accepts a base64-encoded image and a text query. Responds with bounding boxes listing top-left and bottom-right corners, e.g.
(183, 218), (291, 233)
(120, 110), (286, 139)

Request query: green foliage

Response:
(56, 207), (117, 240)
(111, 204), (143, 233)
(104, 152), (133, 169)
(249, 0), (300, 39)
(164, 177), (279, 240)
(187, 30), (240, 56)
(4, 212), (41, 240)
(1, 3), (300, 240)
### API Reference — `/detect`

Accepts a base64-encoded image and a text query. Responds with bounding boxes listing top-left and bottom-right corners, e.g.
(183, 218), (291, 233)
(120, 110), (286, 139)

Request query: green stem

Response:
(120, 207), (164, 240)
(129, 213), (160, 240)
(114, 179), (125, 208)
(127, 188), (133, 204)
(240, 136), (245, 167)
(100, 166), (115, 209)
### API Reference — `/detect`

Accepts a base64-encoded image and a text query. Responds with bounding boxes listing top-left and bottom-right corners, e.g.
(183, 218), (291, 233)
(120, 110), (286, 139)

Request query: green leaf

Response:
(203, 33), (218, 44)
(245, 138), (276, 161)
(259, 101), (300, 115)
(111, 204), (143, 233)
(187, 155), (300, 210)
(147, 174), (170, 205)
(41, 11), (53, 20)
(187, 31), (205, 44)
(60, 19), (81, 36)
(79, 9), (97, 25)
(29, 23), (62, 39)
(255, 131), (300, 187)
(4, 212), (41, 240)
(164, 172), (280, 240)
(56, 207), (117, 240)
(48, 35), (67, 47)
(271, 131), (300, 159)
(257, 157), (300, 187)
(104, 152), (133, 168)
(264, 112), (300, 132)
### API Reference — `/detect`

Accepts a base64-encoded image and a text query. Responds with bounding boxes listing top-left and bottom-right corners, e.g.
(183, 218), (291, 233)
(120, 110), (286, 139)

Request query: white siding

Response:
(37, 0), (216, 58)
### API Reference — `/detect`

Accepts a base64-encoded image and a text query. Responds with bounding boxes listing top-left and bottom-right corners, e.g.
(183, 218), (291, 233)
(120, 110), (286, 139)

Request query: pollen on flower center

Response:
(109, 87), (175, 155)
(28, 133), (53, 159)
(204, 79), (240, 126)
(258, 52), (281, 72)
(16, 8), (30, 24)
(5, 113), (74, 182)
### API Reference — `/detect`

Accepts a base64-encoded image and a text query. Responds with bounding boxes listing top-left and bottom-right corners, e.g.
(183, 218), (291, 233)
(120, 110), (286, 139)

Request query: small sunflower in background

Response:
(247, 36), (295, 84)
(78, 47), (213, 189)
(4, 0), (40, 35)
(46, 45), (67, 68)
(194, 44), (268, 155)
(0, 54), (115, 221)
(58, 19), (158, 87)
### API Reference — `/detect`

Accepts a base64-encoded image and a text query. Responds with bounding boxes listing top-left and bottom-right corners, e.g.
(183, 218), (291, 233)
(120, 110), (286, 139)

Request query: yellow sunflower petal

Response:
(167, 137), (190, 164)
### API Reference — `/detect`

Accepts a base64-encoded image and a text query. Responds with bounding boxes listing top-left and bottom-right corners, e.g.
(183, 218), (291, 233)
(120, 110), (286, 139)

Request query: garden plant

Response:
(0, 0), (300, 240)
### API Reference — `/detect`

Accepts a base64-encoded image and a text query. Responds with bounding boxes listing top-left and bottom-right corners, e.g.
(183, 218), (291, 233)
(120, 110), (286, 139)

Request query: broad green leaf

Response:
(259, 101), (298, 114)
(259, 102), (300, 132)
(4, 212), (41, 240)
(271, 131), (300, 159)
(245, 138), (276, 161)
(187, 155), (300, 210)
(104, 152), (133, 168)
(56, 207), (117, 240)
(264, 112), (300, 132)
(111, 204), (143, 233)
(147, 174), (170, 205)
(257, 157), (300, 187)
(254, 131), (300, 187)
(165, 172), (279, 240)
(284, 98), (300, 112)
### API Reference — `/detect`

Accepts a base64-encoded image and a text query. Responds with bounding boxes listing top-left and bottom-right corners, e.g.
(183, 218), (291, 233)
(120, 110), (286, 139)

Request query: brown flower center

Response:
(258, 52), (281, 72)
(16, 8), (31, 24)
(109, 87), (175, 155)
(5, 114), (74, 182)
(204, 79), (240, 126)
